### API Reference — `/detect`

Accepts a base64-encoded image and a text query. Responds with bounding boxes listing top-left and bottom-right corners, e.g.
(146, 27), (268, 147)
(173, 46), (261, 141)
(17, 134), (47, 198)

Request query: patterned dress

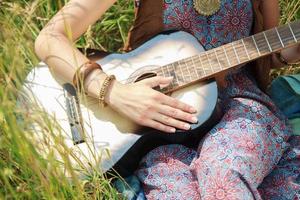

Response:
(133, 0), (300, 199)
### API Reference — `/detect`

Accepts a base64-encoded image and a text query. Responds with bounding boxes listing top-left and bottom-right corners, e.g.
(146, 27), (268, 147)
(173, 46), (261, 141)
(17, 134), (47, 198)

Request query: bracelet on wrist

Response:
(72, 61), (103, 94)
(98, 74), (116, 108)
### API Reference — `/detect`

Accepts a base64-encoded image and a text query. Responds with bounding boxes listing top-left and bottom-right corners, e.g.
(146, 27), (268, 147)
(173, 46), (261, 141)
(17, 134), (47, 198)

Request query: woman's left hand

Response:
(272, 44), (300, 68)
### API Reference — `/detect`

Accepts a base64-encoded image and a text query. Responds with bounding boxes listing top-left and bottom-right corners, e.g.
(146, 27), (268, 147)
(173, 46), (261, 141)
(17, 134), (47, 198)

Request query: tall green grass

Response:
(0, 0), (299, 199)
(0, 0), (133, 199)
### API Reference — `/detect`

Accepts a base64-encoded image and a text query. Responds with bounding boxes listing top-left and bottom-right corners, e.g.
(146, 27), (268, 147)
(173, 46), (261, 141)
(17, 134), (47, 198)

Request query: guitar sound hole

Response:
(135, 72), (157, 83)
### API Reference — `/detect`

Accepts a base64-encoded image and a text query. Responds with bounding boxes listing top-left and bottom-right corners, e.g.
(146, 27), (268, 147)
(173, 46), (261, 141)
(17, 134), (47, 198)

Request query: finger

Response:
(142, 118), (176, 133)
(162, 95), (197, 113)
(158, 105), (198, 124)
(140, 76), (173, 88)
(152, 113), (191, 131)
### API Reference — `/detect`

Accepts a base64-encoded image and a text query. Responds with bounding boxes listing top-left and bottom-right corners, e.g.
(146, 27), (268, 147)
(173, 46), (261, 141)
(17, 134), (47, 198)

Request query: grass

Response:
(0, 0), (299, 199)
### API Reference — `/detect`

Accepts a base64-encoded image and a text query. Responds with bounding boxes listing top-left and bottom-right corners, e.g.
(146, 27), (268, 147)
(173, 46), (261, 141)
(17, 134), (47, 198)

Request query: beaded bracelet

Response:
(72, 61), (102, 93)
(98, 74), (116, 108)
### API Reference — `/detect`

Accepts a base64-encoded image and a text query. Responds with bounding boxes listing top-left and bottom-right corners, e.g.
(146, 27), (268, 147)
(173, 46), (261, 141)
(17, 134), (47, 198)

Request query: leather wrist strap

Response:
(72, 61), (103, 93)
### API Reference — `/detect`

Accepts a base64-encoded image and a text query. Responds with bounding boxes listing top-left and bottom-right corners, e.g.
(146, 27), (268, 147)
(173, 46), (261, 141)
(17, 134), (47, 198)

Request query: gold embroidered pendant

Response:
(193, 0), (221, 16)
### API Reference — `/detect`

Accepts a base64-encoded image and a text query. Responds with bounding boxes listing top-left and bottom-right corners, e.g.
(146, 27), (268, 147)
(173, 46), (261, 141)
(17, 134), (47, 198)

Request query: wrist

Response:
(72, 61), (103, 92)
(279, 45), (300, 65)
(83, 69), (107, 99)
(105, 80), (123, 107)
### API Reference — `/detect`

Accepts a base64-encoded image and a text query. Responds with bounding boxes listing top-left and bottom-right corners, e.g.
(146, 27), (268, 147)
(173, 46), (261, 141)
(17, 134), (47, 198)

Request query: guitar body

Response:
(21, 31), (218, 175)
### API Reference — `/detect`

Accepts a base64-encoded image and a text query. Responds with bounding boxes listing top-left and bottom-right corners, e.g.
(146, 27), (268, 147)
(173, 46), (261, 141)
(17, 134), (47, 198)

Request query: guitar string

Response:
(28, 32), (297, 92)
(84, 31), (299, 107)
(84, 28), (299, 107)
(28, 30), (299, 104)
(118, 32), (298, 84)
(117, 25), (300, 83)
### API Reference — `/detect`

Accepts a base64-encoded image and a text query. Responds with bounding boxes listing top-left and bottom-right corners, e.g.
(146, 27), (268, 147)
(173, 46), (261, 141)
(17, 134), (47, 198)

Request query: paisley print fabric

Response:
(132, 0), (300, 199)
(136, 71), (299, 199)
(163, 0), (253, 49)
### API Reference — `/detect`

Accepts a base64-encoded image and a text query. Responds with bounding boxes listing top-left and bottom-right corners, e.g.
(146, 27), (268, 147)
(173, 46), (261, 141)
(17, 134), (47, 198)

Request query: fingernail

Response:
(169, 128), (176, 133)
(184, 124), (190, 130)
(190, 107), (197, 113)
(192, 116), (198, 123)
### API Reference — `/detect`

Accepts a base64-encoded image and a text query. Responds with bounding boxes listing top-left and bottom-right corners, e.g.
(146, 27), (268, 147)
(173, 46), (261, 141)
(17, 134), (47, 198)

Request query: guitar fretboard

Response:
(152, 21), (300, 93)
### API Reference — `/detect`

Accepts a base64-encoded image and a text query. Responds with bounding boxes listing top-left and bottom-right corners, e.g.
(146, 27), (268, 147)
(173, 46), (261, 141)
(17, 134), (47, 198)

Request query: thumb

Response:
(140, 76), (173, 88)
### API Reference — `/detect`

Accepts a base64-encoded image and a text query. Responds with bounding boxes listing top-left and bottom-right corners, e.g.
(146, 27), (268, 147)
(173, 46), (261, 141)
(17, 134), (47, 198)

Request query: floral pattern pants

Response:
(135, 71), (300, 199)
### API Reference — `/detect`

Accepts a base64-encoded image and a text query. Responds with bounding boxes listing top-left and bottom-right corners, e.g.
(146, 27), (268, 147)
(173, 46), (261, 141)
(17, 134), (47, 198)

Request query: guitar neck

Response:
(154, 21), (300, 93)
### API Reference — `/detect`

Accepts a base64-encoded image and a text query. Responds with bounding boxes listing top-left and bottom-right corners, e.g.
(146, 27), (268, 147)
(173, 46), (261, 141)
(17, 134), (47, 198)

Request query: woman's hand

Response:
(272, 44), (300, 68)
(106, 76), (198, 133)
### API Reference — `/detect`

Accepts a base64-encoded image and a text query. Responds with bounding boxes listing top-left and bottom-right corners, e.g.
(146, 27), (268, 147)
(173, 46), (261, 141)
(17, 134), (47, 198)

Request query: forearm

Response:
(35, 32), (89, 82)
(35, 32), (107, 99)
(34, 0), (117, 99)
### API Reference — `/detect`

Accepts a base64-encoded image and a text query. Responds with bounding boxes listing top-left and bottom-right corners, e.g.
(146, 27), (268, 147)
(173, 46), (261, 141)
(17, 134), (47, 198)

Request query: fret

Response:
(277, 25), (296, 47)
(290, 21), (300, 42)
(182, 59), (193, 82)
(166, 64), (176, 87)
(241, 39), (251, 60)
(156, 68), (164, 78)
(183, 57), (192, 67)
(198, 54), (207, 76)
(205, 52), (214, 73)
(171, 63), (180, 85)
(173, 62), (184, 83)
(214, 49), (222, 71)
(243, 36), (260, 59)
(253, 32), (271, 55)
(199, 53), (213, 75)
(172, 62), (183, 86)
(223, 43), (240, 66)
(159, 64), (175, 90)
(222, 46), (231, 66)
(215, 47), (229, 69)
(161, 65), (168, 77)
(231, 43), (240, 64)
(232, 40), (250, 63)
(165, 64), (172, 77)
(288, 23), (297, 42)
(263, 32), (272, 52)
(251, 35), (261, 56)
(190, 56), (200, 79)
(207, 51), (222, 73)
(264, 28), (283, 51)
(275, 27), (285, 47)
(187, 57), (199, 80)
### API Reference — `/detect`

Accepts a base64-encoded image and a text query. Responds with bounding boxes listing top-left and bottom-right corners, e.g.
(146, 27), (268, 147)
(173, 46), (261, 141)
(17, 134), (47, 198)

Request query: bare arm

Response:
(34, 0), (197, 133)
(260, 0), (300, 68)
(35, 0), (116, 95)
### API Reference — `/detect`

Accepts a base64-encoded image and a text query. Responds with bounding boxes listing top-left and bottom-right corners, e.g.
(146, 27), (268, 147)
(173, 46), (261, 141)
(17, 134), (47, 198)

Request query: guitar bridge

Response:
(63, 83), (85, 145)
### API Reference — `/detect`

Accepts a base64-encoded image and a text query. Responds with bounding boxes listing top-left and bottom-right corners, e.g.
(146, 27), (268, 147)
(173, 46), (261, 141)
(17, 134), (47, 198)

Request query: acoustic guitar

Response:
(19, 21), (300, 176)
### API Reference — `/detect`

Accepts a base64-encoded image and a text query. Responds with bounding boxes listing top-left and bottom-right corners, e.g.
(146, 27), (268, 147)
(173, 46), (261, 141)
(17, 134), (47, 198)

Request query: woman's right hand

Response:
(106, 76), (198, 133)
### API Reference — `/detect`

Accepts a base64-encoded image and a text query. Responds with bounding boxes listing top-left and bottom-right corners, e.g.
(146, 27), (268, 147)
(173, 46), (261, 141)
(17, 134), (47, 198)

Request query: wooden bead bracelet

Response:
(98, 74), (116, 108)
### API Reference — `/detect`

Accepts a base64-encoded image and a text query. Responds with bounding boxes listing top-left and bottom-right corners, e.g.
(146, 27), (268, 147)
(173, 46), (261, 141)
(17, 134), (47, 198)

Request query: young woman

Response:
(35, 0), (300, 199)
